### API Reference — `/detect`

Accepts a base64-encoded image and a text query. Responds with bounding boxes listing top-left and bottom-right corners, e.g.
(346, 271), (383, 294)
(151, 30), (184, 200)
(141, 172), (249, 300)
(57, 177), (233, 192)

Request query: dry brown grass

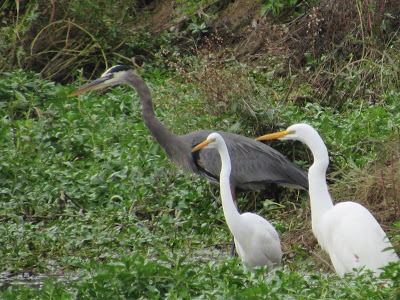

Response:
(158, 35), (258, 119)
(202, 0), (400, 107)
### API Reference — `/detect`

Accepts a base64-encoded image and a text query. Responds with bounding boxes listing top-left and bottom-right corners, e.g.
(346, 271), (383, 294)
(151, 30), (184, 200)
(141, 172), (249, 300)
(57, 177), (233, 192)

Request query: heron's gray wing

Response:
(187, 131), (308, 191)
(222, 132), (308, 190)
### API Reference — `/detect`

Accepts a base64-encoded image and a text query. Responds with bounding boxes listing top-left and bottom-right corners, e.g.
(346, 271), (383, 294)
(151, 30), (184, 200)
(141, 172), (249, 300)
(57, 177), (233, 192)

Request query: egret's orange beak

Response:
(256, 130), (292, 141)
(192, 138), (215, 152)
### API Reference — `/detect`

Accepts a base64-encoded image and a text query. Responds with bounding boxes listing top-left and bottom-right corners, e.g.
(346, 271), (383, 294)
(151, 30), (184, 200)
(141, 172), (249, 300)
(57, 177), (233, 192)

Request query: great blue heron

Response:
(257, 123), (399, 277)
(69, 65), (308, 199)
(193, 132), (282, 269)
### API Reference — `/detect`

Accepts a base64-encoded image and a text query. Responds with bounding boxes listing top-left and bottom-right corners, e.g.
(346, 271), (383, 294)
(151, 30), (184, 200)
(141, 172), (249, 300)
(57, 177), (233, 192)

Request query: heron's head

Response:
(69, 65), (131, 97)
(192, 132), (223, 152)
(256, 123), (315, 143)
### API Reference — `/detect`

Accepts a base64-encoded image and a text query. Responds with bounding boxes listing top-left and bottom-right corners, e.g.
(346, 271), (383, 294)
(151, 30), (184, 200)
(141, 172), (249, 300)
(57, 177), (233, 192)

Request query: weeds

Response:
(0, 0), (221, 82)
(1, 59), (400, 298)
(1, 0), (400, 298)
(261, 0), (304, 17)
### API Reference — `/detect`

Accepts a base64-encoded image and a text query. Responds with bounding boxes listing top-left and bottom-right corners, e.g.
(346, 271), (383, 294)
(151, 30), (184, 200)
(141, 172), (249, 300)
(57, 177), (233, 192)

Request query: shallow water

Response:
(0, 270), (80, 292)
(0, 271), (47, 290)
(0, 245), (229, 291)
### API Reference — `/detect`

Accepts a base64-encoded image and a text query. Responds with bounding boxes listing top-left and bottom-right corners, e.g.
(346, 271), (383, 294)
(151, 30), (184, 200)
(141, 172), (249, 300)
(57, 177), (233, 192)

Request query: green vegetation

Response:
(1, 0), (400, 298)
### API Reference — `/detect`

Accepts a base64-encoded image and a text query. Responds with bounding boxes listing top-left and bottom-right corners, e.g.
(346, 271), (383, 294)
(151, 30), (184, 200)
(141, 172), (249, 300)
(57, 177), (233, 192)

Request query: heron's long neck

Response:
(306, 136), (334, 225)
(218, 143), (241, 230)
(127, 73), (181, 156)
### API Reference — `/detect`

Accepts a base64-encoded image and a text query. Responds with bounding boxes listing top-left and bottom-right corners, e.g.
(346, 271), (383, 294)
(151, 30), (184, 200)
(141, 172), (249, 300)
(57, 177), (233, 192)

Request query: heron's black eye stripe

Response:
(108, 65), (130, 73)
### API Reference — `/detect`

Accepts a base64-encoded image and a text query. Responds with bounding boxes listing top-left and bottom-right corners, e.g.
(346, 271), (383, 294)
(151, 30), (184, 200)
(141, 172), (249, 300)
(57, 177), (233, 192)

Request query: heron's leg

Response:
(231, 184), (238, 209)
(230, 184), (237, 256)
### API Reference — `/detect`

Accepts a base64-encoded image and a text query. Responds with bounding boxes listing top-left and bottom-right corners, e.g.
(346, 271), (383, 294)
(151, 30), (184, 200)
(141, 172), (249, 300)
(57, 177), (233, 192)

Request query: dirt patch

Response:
(201, 0), (400, 82)
(140, 0), (175, 29)
(206, 0), (291, 61)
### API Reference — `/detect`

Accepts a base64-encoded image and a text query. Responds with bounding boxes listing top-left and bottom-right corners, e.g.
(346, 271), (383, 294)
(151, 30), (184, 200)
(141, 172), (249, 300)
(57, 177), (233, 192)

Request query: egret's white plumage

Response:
(257, 123), (398, 276)
(193, 133), (282, 269)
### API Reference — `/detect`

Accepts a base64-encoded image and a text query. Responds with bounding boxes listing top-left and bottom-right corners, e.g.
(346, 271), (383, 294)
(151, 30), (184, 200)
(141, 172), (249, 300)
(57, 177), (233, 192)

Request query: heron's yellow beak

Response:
(68, 76), (109, 97)
(256, 130), (292, 141)
(192, 138), (215, 152)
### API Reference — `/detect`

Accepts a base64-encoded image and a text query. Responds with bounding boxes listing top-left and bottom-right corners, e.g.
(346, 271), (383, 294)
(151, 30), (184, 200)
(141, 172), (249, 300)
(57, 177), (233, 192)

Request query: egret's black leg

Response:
(230, 184), (237, 256)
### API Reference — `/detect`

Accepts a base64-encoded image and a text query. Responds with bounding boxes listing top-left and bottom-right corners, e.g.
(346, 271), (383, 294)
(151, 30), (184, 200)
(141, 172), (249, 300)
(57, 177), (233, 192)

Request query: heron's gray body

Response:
(183, 130), (308, 191)
(70, 66), (308, 192)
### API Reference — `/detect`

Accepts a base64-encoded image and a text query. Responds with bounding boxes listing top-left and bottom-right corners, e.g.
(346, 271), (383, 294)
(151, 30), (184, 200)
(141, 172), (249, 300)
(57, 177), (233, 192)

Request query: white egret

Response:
(257, 123), (399, 276)
(193, 133), (282, 270)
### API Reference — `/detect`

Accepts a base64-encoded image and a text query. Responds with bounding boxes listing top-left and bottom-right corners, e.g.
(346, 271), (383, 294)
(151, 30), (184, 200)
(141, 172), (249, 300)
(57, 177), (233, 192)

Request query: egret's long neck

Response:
(127, 73), (183, 159)
(217, 142), (241, 228)
(305, 135), (334, 224)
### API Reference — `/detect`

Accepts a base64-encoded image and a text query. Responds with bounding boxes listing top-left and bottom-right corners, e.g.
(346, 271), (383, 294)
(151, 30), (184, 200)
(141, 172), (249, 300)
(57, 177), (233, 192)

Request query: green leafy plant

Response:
(261, 0), (302, 17)
(2, 0), (400, 297)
